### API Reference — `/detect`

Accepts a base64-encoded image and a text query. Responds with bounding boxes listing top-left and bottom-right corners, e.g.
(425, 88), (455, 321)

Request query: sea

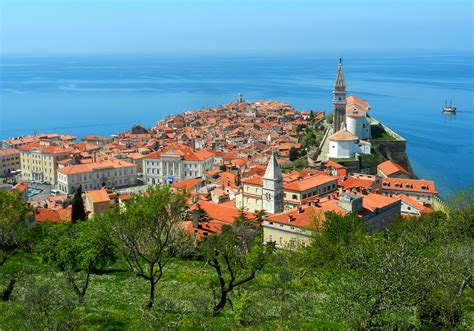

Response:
(0, 52), (473, 196)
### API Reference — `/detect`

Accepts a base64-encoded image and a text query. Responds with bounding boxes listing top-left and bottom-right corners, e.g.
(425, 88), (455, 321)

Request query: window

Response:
(292, 194), (297, 200)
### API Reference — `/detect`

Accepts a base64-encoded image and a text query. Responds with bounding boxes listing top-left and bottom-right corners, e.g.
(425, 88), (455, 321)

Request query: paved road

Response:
(317, 126), (333, 162)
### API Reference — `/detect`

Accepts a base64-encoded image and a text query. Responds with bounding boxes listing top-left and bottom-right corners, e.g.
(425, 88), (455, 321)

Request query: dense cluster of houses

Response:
(0, 61), (440, 249)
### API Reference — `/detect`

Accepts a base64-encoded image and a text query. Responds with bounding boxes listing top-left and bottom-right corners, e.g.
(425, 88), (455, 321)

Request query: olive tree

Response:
(0, 190), (31, 300)
(202, 216), (274, 316)
(39, 219), (117, 303)
(110, 186), (189, 309)
(0, 190), (31, 267)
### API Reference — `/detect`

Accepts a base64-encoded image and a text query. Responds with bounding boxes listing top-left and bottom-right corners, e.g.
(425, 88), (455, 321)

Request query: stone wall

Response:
(373, 140), (416, 178)
(369, 116), (416, 178)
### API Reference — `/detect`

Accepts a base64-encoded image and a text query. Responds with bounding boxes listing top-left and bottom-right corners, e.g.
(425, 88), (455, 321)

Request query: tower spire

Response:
(333, 58), (347, 132)
(262, 150), (283, 214)
(263, 150), (282, 180)
(335, 58), (345, 89)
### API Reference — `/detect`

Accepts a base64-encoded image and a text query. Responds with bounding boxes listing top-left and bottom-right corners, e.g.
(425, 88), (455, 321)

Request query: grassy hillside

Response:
(0, 253), (343, 330)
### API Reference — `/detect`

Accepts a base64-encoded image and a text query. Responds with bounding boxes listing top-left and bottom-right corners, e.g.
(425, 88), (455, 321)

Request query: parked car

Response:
(50, 189), (61, 196)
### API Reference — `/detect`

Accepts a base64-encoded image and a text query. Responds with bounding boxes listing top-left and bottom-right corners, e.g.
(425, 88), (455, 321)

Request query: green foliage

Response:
(326, 112), (334, 124)
(0, 188), (472, 329)
(38, 219), (117, 302)
(299, 130), (324, 149)
(0, 190), (31, 267)
(289, 147), (299, 161)
(110, 185), (191, 308)
(21, 278), (81, 330)
(302, 212), (368, 268)
(370, 124), (395, 140)
(71, 185), (86, 222)
(328, 210), (473, 328)
(360, 150), (386, 170)
(202, 221), (274, 315)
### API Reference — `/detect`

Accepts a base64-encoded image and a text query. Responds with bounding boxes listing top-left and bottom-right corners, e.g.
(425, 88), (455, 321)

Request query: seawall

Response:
(369, 117), (416, 178)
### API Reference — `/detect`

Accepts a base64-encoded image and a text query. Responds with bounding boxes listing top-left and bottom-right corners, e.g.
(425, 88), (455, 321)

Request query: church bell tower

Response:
(333, 58), (347, 132)
(262, 151), (284, 214)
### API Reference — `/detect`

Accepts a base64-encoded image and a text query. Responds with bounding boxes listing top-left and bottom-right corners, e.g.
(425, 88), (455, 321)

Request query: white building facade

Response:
(143, 147), (214, 185)
(346, 111), (371, 140)
(57, 159), (137, 194)
(328, 130), (371, 159)
(262, 152), (284, 214)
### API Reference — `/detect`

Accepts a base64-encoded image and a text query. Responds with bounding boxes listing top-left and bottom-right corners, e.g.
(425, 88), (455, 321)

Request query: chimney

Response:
(297, 206), (303, 214)
(93, 152), (97, 163)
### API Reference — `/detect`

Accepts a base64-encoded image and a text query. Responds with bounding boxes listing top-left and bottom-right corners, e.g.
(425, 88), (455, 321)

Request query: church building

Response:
(329, 59), (372, 159)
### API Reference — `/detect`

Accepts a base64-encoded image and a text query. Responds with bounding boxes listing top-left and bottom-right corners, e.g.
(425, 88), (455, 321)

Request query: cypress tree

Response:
(289, 147), (299, 162)
(71, 185), (86, 222)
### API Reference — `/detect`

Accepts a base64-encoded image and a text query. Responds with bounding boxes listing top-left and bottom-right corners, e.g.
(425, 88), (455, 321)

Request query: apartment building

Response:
(0, 149), (21, 177)
(57, 159), (137, 194)
(262, 192), (401, 249)
(143, 147), (214, 185)
(20, 146), (70, 184)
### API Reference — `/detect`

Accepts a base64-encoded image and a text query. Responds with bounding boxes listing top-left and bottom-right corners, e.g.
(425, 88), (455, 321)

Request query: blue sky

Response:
(1, 0), (472, 55)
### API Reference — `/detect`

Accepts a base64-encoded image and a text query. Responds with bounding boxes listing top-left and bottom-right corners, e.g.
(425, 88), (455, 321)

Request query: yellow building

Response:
(84, 188), (118, 217)
(20, 146), (70, 184)
(263, 192), (402, 249)
(236, 174), (338, 213)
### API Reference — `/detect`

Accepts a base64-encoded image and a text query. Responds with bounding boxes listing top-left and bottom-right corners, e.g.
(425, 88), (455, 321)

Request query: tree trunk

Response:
(147, 278), (155, 309)
(213, 289), (227, 316)
(1, 278), (15, 301)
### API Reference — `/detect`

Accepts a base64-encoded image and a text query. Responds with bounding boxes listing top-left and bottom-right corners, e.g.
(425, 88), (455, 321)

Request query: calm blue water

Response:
(0, 53), (473, 196)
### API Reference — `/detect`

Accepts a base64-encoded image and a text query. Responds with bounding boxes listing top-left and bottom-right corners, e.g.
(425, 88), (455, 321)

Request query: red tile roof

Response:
(362, 193), (399, 212)
(381, 178), (437, 194)
(284, 175), (337, 192)
(378, 160), (409, 176)
(86, 189), (110, 203)
(171, 178), (202, 191)
(340, 177), (374, 190)
(197, 200), (255, 224)
(35, 208), (71, 223)
(0, 149), (20, 156)
(58, 159), (135, 175)
(328, 130), (358, 141)
(396, 194), (432, 213)
(242, 176), (263, 186)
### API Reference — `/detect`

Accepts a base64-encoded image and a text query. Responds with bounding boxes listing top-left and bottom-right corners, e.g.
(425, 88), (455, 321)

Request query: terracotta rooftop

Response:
(381, 178), (437, 194)
(58, 159), (135, 175)
(86, 189), (110, 203)
(378, 160), (409, 176)
(284, 175), (337, 192)
(328, 130), (358, 141)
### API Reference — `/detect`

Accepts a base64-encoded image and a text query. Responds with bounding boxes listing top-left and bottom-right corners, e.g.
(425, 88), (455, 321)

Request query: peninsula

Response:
(1, 59), (443, 243)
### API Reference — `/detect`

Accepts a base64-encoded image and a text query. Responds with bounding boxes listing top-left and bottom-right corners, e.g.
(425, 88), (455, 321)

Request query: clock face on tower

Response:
(265, 192), (272, 200)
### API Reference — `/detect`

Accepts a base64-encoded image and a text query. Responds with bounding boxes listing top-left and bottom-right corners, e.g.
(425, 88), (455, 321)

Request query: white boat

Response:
(442, 100), (456, 114)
